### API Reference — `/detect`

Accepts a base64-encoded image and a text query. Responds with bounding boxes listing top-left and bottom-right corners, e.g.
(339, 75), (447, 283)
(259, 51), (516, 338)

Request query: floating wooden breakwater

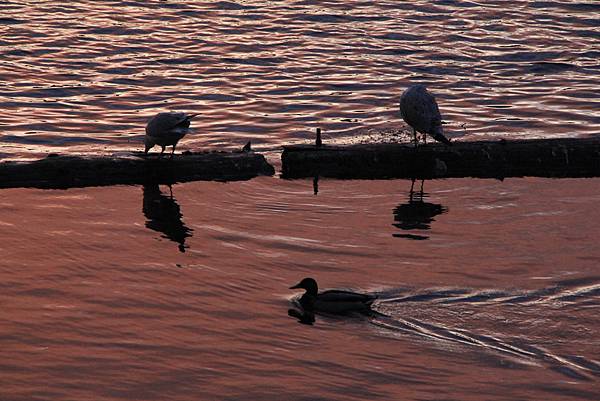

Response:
(3, 137), (600, 189)
(0, 151), (275, 189)
(281, 137), (600, 179)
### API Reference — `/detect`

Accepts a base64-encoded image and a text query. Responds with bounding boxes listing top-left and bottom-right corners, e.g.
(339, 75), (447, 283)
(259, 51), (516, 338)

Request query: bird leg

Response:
(412, 128), (418, 147)
(423, 133), (427, 144)
(160, 146), (166, 158)
(170, 144), (176, 159)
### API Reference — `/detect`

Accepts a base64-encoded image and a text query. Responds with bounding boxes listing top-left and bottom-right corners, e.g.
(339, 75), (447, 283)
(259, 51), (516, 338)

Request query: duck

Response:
(289, 277), (376, 314)
(144, 112), (198, 157)
(400, 84), (452, 146)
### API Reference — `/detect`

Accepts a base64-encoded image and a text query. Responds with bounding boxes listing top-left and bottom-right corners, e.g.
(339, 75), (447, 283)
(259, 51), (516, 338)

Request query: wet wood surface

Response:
(281, 137), (600, 179)
(0, 151), (275, 189)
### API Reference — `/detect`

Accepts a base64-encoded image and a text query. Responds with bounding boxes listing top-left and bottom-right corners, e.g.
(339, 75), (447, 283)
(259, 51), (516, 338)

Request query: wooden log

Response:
(0, 151), (275, 189)
(281, 137), (600, 179)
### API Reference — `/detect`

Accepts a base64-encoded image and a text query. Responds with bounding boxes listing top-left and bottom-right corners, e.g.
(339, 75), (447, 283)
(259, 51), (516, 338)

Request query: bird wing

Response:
(400, 86), (443, 134)
(318, 290), (376, 304)
(146, 112), (192, 137)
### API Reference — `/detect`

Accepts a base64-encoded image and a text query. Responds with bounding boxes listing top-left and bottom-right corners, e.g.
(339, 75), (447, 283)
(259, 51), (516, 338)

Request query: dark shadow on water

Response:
(393, 233), (430, 240)
(287, 305), (380, 326)
(288, 308), (315, 325)
(142, 184), (193, 252)
(392, 179), (448, 239)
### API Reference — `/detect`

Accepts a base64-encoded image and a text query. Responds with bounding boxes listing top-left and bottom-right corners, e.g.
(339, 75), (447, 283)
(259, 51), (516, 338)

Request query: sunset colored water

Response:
(1, 1), (600, 400)
(1, 0), (599, 158)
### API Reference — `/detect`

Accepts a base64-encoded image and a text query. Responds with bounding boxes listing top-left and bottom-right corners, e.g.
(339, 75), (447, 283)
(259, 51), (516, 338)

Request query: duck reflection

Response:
(288, 308), (315, 325)
(393, 179), (447, 240)
(142, 184), (193, 252)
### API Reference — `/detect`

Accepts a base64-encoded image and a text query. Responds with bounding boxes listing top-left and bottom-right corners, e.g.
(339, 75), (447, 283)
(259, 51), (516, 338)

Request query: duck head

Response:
(289, 277), (318, 296)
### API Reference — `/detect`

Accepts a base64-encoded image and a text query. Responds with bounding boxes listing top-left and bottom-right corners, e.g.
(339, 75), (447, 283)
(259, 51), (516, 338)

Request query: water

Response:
(1, 1), (600, 400)
(2, 178), (600, 399)
(1, 1), (599, 158)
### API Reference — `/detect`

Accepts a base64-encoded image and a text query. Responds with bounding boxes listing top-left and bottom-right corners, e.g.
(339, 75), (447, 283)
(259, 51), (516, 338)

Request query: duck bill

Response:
(289, 283), (302, 289)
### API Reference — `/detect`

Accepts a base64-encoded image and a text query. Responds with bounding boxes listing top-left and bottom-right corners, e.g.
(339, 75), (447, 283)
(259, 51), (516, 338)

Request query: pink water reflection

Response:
(1, 177), (599, 399)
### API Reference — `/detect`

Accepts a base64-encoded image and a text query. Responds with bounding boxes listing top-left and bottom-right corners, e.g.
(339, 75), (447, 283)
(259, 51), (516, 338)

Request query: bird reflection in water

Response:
(142, 184), (193, 252)
(288, 308), (316, 325)
(393, 179), (447, 240)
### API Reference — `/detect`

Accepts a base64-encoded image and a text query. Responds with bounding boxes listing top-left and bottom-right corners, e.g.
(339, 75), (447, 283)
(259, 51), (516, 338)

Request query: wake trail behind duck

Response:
(369, 280), (600, 380)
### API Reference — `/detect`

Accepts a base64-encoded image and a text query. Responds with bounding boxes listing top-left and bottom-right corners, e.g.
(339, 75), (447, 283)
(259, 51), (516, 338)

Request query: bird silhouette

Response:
(400, 85), (451, 146)
(144, 112), (198, 158)
(289, 277), (376, 314)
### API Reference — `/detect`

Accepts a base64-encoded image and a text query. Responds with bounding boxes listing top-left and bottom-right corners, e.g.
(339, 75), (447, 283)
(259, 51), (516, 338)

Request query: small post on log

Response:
(315, 128), (322, 148)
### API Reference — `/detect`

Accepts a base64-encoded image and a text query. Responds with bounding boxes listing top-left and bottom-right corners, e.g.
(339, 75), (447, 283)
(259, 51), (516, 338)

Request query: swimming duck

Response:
(145, 112), (198, 157)
(289, 277), (376, 314)
(400, 84), (451, 146)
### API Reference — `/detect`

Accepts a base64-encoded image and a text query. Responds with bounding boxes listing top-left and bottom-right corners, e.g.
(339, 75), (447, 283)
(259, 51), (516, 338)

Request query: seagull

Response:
(144, 112), (198, 157)
(400, 85), (451, 146)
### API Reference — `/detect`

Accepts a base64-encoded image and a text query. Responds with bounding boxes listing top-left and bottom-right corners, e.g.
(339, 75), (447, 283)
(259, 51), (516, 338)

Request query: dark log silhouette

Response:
(0, 151), (275, 189)
(281, 137), (600, 179)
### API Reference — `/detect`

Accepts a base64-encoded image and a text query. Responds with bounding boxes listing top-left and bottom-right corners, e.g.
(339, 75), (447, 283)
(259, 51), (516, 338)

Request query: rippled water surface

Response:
(1, 0), (599, 158)
(1, 1), (600, 400)
(2, 178), (600, 400)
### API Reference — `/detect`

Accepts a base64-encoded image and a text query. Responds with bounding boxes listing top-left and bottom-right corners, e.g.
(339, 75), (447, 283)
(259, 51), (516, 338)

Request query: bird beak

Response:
(289, 283), (301, 289)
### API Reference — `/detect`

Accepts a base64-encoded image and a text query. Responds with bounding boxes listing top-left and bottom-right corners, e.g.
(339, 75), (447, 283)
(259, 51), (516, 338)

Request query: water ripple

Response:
(1, 1), (599, 158)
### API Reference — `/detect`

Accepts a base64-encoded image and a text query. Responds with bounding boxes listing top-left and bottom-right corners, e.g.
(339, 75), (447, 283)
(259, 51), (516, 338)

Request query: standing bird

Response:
(400, 85), (451, 146)
(144, 112), (198, 157)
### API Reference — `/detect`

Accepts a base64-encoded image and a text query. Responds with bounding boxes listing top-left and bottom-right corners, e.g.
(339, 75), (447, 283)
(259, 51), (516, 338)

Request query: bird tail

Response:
(187, 113), (200, 120)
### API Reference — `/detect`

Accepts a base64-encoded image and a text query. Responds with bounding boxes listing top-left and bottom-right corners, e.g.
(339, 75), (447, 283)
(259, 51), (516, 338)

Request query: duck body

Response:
(400, 84), (451, 146)
(290, 278), (376, 314)
(145, 112), (198, 156)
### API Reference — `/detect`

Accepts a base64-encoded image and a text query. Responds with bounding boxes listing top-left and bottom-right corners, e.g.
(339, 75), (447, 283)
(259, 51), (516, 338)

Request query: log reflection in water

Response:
(142, 184), (193, 252)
